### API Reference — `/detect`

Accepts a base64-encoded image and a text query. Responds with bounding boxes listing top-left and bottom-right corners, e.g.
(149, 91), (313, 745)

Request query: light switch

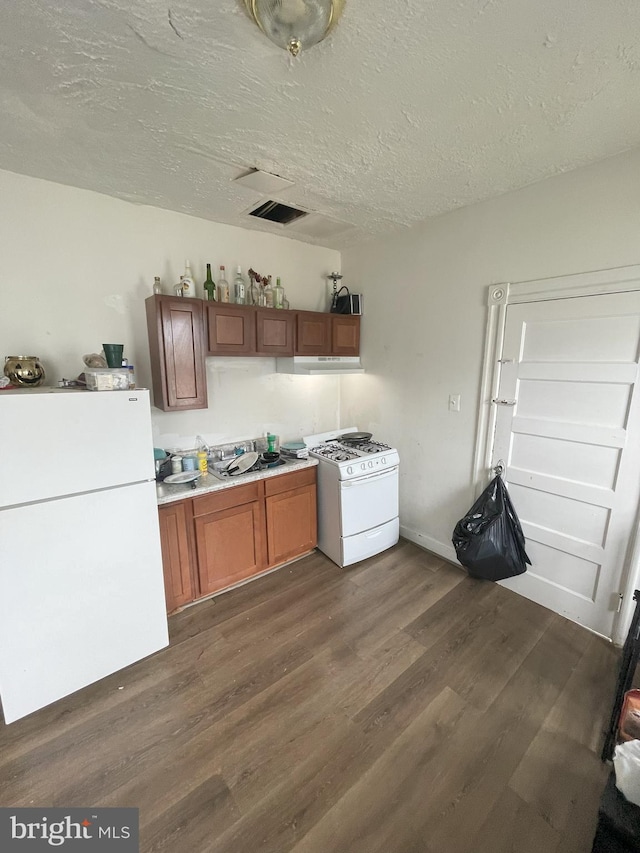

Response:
(448, 394), (461, 412)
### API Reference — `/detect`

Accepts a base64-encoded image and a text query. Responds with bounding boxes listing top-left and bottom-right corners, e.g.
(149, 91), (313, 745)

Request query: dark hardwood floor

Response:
(0, 540), (618, 852)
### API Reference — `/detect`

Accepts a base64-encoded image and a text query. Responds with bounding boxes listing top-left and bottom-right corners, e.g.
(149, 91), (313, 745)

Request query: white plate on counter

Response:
(163, 471), (202, 484)
(224, 451), (259, 476)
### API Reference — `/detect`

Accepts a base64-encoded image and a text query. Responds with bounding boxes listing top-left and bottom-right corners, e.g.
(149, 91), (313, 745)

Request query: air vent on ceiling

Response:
(249, 200), (309, 225)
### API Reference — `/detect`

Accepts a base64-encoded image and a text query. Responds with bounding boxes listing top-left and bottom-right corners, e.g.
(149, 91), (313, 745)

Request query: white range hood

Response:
(276, 356), (364, 375)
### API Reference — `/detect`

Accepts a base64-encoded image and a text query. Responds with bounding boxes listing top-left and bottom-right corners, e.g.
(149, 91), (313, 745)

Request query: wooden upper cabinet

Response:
(146, 295), (207, 411)
(295, 311), (331, 355)
(207, 303), (256, 355)
(332, 315), (361, 356)
(256, 308), (294, 356)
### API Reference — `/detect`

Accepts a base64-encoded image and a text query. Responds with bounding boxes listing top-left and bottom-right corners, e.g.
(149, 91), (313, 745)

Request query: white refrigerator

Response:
(0, 388), (169, 724)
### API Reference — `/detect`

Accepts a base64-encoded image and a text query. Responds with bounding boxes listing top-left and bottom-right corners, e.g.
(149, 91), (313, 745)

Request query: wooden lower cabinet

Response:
(159, 467), (317, 614)
(158, 501), (195, 613)
(265, 467), (317, 567)
(195, 500), (266, 596)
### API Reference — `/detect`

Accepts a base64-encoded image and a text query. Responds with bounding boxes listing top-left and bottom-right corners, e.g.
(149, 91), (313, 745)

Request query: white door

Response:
(492, 291), (640, 639)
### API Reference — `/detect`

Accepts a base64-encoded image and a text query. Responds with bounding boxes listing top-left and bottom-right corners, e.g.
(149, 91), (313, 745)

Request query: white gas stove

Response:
(304, 427), (400, 567)
(307, 430), (400, 480)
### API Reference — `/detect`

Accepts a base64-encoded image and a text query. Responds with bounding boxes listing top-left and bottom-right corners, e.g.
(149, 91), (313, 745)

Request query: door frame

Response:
(473, 263), (640, 645)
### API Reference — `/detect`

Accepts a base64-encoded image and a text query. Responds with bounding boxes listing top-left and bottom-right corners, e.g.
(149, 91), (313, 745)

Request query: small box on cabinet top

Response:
(85, 368), (130, 391)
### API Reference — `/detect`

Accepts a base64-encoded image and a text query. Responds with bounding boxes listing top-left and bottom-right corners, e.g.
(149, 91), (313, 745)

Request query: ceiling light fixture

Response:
(243, 0), (345, 57)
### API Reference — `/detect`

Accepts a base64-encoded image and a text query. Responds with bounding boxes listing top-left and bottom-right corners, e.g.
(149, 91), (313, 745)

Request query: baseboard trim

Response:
(400, 525), (460, 565)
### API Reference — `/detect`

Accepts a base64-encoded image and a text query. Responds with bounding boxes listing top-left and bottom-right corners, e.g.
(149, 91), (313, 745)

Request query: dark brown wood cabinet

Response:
(158, 501), (195, 613)
(256, 308), (295, 356)
(294, 311), (360, 356)
(207, 304), (294, 357)
(295, 311), (331, 355)
(148, 301), (360, 402)
(192, 482), (266, 596)
(265, 468), (317, 567)
(331, 314), (361, 356)
(146, 295), (207, 411)
(159, 466), (317, 613)
(206, 303), (256, 355)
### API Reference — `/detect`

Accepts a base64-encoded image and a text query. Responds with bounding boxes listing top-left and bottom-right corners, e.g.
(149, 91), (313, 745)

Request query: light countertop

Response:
(156, 457), (318, 505)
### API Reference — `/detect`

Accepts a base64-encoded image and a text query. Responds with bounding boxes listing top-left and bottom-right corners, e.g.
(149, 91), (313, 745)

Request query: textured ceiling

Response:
(1, 0), (639, 248)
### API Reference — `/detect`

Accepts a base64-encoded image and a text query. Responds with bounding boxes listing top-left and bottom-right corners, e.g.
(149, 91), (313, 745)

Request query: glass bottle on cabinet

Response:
(233, 266), (246, 305)
(203, 264), (216, 301)
(264, 276), (274, 308)
(273, 277), (285, 309)
(217, 265), (230, 303)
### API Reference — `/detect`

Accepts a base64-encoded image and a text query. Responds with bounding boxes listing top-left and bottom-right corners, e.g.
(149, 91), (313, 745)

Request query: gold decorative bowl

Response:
(4, 355), (46, 387)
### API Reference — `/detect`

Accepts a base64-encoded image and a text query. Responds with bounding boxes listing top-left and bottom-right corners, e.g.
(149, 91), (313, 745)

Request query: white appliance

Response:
(0, 388), (169, 724)
(276, 356), (364, 375)
(303, 427), (400, 567)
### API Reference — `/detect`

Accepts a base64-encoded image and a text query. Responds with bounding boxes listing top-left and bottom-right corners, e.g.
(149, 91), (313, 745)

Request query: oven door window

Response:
(339, 467), (399, 536)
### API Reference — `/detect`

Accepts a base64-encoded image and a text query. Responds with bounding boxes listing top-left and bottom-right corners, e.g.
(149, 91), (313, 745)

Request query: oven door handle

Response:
(341, 467), (398, 487)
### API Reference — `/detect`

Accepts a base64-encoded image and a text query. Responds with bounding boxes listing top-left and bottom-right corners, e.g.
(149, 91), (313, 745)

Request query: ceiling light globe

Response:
(245, 0), (344, 54)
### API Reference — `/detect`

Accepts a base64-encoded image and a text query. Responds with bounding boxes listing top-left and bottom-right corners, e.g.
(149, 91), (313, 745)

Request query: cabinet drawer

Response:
(193, 481), (262, 516)
(264, 466), (316, 496)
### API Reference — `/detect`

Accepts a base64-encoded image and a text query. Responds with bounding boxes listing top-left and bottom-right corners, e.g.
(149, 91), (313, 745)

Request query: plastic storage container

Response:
(84, 368), (130, 391)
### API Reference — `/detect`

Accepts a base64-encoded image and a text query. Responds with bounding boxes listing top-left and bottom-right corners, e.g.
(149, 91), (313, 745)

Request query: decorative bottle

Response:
(153, 276), (162, 295)
(203, 263), (216, 301)
(181, 260), (195, 297)
(173, 276), (186, 297)
(179, 274), (191, 298)
(264, 275), (274, 308)
(234, 266), (246, 305)
(248, 271), (259, 306)
(273, 277), (285, 309)
(217, 265), (230, 303)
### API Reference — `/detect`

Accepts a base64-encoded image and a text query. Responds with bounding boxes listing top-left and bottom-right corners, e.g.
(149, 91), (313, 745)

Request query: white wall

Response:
(341, 146), (640, 560)
(0, 169), (342, 450)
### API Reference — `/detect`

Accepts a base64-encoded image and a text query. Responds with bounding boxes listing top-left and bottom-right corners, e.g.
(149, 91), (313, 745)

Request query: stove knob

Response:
(368, 461), (374, 468)
(361, 463), (366, 471)
(347, 466), (353, 475)
(381, 457), (386, 465)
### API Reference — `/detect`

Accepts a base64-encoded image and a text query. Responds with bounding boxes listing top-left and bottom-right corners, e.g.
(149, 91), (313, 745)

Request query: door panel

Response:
(492, 291), (640, 638)
(195, 501), (265, 595)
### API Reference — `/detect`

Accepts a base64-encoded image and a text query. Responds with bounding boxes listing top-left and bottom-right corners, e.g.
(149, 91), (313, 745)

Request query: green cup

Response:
(103, 344), (124, 368)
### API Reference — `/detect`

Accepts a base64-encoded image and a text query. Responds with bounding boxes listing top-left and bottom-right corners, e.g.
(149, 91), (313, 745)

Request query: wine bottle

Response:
(203, 263), (216, 301)
(217, 265), (230, 303)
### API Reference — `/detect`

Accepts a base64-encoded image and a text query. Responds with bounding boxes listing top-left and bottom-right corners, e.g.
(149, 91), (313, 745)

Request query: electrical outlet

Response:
(448, 394), (461, 412)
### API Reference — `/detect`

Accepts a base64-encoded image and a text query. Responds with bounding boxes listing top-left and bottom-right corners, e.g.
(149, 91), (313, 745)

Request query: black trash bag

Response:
(452, 475), (531, 581)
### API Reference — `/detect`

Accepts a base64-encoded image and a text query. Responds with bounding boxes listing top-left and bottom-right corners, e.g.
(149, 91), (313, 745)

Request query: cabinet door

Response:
(256, 308), (294, 356)
(295, 311), (331, 355)
(195, 500), (266, 595)
(158, 502), (194, 613)
(266, 484), (317, 567)
(146, 295), (207, 411)
(331, 315), (360, 356)
(207, 304), (256, 355)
